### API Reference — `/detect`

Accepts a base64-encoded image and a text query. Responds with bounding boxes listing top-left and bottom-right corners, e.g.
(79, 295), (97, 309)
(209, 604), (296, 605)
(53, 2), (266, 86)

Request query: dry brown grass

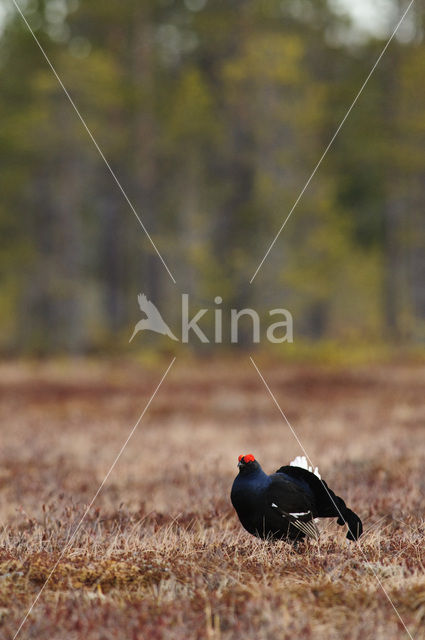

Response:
(0, 357), (424, 639)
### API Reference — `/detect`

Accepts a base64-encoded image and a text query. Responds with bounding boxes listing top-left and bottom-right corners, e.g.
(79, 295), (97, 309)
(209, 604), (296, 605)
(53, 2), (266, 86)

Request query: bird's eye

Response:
(238, 454), (244, 462)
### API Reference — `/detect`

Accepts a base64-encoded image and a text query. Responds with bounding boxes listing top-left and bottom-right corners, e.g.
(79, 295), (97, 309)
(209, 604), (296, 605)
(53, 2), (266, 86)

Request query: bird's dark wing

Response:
(266, 474), (319, 540)
(276, 465), (363, 541)
(269, 502), (319, 540)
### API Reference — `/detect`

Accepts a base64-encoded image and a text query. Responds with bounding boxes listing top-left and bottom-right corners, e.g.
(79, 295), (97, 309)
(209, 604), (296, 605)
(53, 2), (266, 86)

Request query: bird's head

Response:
(237, 453), (260, 475)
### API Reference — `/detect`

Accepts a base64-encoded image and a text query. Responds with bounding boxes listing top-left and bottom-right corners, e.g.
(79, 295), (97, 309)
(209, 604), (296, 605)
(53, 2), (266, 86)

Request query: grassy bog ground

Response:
(0, 357), (424, 639)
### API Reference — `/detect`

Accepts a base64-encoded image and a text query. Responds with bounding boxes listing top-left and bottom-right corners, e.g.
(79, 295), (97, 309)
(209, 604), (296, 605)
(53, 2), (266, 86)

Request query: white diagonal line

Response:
(12, 356), (176, 640)
(250, 0), (415, 283)
(249, 356), (414, 640)
(11, 0), (176, 285)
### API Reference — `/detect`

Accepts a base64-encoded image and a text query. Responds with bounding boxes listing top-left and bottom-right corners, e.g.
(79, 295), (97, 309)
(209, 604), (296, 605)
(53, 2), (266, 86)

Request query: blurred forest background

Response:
(0, 0), (424, 355)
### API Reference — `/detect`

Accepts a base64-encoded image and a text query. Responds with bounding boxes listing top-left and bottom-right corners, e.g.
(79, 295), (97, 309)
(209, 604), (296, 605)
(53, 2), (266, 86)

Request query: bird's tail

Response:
(337, 508), (363, 541)
(280, 460), (363, 541)
(290, 455), (321, 479)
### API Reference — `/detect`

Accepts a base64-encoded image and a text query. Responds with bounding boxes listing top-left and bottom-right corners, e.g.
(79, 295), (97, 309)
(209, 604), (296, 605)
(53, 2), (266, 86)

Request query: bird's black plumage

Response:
(231, 454), (363, 543)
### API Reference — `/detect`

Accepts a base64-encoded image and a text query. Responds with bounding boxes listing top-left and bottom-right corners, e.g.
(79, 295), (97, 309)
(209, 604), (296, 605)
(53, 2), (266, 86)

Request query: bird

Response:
(129, 294), (178, 342)
(231, 454), (362, 543)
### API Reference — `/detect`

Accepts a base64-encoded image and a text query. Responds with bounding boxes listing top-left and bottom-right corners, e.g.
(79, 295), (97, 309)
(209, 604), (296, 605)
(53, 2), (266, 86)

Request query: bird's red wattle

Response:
(239, 453), (255, 463)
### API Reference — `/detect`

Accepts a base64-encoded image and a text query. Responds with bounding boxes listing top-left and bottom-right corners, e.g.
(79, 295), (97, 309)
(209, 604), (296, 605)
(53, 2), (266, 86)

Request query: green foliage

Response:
(0, 0), (424, 353)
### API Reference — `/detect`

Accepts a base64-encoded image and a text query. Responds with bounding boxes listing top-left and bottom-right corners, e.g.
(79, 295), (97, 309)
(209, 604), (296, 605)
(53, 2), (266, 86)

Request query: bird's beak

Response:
(237, 461), (243, 469)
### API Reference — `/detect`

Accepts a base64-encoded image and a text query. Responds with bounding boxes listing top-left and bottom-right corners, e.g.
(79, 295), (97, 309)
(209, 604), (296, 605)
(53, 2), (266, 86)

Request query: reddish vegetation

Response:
(0, 358), (424, 639)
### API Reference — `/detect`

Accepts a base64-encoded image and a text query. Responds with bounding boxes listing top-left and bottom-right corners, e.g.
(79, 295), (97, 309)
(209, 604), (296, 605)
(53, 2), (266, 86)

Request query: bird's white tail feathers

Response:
(290, 455), (321, 479)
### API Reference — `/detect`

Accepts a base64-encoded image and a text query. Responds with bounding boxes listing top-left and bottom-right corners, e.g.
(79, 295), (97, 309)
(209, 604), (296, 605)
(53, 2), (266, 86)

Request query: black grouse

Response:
(231, 454), (362, 542)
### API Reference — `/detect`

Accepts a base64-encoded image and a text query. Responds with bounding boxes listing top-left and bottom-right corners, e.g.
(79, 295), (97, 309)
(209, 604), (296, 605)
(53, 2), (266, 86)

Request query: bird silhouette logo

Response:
(129, 294), (179, 343)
